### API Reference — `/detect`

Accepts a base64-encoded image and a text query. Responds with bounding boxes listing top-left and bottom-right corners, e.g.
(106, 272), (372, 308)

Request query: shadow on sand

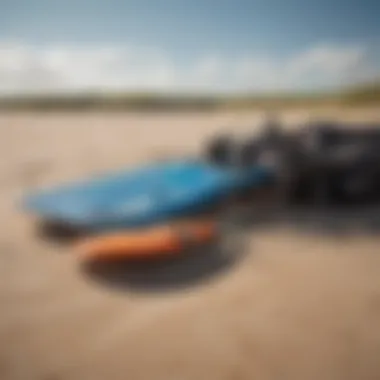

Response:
(36, 220), (87, 244)
(280, 205), (380, 236)
(80, 242), (248, 293)
(239, 202), (380, 237)
(33, 199), (380, 294)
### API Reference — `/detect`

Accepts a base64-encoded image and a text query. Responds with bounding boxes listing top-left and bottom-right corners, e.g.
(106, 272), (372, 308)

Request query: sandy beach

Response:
(2, 108), (380, 380)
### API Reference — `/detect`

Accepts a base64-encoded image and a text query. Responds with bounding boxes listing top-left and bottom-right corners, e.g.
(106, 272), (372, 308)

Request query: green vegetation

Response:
(0, 83), (379, 111)
(0, 93), (220, 111)
(340, 83), (380, 105)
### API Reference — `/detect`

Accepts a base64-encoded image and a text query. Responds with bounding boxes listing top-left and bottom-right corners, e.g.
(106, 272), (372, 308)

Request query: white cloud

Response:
(0, 40), (378, 95)
(285, 44), (370, 89)
(290, 45), (365, 76)
(193, 56), (224, 81)
(231, 44), (377, 92)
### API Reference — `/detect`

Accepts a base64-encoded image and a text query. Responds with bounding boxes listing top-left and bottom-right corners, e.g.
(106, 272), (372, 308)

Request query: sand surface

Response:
(2, 108), (380, 380)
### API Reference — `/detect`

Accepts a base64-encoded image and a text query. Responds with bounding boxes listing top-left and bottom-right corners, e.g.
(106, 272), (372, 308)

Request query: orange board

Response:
(77, 219), (218, 262)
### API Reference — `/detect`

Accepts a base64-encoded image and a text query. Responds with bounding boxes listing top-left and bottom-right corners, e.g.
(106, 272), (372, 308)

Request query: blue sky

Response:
(1, 0), (380, 94)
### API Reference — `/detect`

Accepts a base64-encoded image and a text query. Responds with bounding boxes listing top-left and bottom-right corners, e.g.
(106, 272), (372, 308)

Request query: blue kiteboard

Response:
(21, 160), (274, 232)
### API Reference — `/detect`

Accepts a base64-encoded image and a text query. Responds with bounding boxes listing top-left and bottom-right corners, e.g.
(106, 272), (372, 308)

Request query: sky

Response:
(1, 0), (380, 94)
